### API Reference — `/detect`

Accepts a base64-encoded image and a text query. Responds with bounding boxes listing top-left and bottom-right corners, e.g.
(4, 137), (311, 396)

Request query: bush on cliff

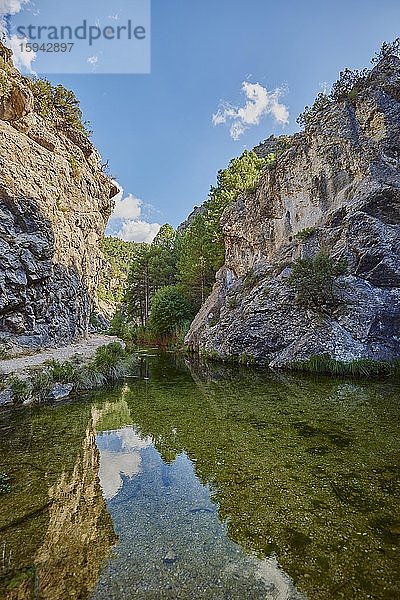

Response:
(287, 251), (347, 308)
(28, 78), (89, 134)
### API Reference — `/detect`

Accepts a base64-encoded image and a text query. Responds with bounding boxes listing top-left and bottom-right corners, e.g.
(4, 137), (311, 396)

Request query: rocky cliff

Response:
(187, 56), (400, 366)
(0, 43), (117, 349)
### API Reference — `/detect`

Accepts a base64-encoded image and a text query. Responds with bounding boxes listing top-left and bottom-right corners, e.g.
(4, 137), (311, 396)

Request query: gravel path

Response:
(0, 335), (122, 377)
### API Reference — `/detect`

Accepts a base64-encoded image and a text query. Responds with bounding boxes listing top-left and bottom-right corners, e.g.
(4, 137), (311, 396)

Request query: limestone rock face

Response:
(0, 43), (117, 348)
(186, 56), (400, 365)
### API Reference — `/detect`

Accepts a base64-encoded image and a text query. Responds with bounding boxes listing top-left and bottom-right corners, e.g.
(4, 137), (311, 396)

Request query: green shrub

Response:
(52, 84), (86, 131)
(0, 345), (10, 359)
(371, 38), (400, 64)
(8, 376), (31, 403)
(28, 78), (89, 134)
(30, 371), (53, 401)
(68, 154), (82, 179)
(275, 136), (293, 156)
(76, 365), (106, 391)
(227, 295), (239, 309)
(0, 71), (12, 101)
(148, 285), (193, 337)
(297, 39), (400, 128)
(294, 227), (317, 242)
(28, 77), (53, 118)
(243, 269), (258, 290)
(93, 342), (126, 380)
(46, 360), (77, 383)
(287, 250), (347, 308)
(297, 93), (332, 127)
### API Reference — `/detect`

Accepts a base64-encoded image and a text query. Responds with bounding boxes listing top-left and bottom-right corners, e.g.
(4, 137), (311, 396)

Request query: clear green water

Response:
(0, 353), (399, 599)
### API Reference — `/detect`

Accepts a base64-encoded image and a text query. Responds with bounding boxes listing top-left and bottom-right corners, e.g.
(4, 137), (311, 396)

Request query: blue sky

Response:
(3, 0), (400, 240)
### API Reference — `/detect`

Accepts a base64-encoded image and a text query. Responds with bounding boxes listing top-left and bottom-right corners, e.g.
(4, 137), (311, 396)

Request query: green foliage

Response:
(0, 345), (10, 359)
(8, 376), (30, 403)
(99, 237), (139, 304)
(330, 68), (368, 103)
(275, 136), (293, 156)
(294, 227), (317, 242)
(108, 309), (126, 336)
(226, 294), (239, 310)
(76, 365), (107, 390)
(297, 92), (332, 127)
(148, 285), (194, 337)
(290, 354), (400, 378)
(0, 70), (12, 101)
(94, 342), (125, 369)
(297, 39), (400, 127)
(28, 77), (53, 118)
(30, 371), (52, 401)
(125, 225), (179, 326)
(46, 360), (77, 383)
(178, 150), (268, 304)
(52, 84), (87, 132)
(371, 38), (400, 64)
(93, 342), (128, 382)
(67, 154), (82, 179)
(243, 269), (258, 290)
(0, 472), (11, 494)
(287, 250), (347, 308)
(28, 78), (89, 134)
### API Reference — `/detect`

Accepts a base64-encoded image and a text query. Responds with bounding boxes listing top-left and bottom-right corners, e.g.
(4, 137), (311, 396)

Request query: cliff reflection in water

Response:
(112, 353), (399, 600)
(0, 406), (116, 600)
(0, 353), (399, 600)
(92, 392), (304, 600)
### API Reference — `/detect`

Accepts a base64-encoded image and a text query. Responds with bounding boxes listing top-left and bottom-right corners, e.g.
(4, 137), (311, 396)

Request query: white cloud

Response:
(107, 189), (161, 244)
(212, 81), (289, 140)
(111, 193), (143, 221)
(0, 0), (28, 14)
(98, 428), (152, 500)
(0, 1), (37, 74)
(117, 220), (161, 243)
(9, 34), (36, 73)
(87, 55), (99, 66)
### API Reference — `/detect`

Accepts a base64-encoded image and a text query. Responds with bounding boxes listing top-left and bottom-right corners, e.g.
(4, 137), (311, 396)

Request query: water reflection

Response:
(0, 409), (116, 600)
(93, 422), (304, 600)
(0, 353), (398, 600)
(97, 429), (151, 500)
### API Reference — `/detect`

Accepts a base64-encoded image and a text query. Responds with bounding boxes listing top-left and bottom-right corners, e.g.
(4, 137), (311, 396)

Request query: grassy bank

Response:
(288, 354), (400, 378)
(2, 342), (137, 406)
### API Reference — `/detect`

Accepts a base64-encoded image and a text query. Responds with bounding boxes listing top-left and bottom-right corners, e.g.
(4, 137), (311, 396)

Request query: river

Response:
(0, 353), (399, 599)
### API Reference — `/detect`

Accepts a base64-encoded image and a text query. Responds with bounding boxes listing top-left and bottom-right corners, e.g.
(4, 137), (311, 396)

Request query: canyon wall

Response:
(187, 56), (400, 365)
(0, 43), (117, 349)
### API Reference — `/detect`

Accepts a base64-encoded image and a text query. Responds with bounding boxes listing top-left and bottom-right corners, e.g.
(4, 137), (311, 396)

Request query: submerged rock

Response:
(186, 56), (400, 366)
(48, 383), (74, 401)
(163, 550), (178, 565)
